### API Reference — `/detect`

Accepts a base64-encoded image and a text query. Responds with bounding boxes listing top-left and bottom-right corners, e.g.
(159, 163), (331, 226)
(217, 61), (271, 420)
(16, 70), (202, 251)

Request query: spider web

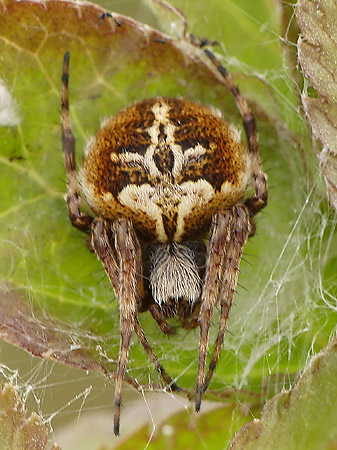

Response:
(0, 0), (336, 448)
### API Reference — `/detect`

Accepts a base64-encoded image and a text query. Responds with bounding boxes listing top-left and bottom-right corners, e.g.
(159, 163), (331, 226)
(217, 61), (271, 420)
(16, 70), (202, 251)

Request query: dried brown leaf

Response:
(0, 382), (61, 450)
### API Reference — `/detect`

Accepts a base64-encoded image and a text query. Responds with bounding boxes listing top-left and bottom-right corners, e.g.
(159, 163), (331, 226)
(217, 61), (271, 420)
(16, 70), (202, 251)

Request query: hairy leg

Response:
(195, 210), (233, 411)
(149, 303), (176, 335)
(203, 49), (268, 215)
(133, 317), (180, 391)
(61, 52), (92, 232)
(202, 205), (250, 393)
(92, 218), (179, 434)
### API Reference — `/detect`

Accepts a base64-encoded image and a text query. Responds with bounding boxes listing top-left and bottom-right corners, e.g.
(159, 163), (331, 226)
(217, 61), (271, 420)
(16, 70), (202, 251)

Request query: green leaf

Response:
(1, 0), (241, 385)
(0, 1), (336, 439)
(100, 399), (261, 450)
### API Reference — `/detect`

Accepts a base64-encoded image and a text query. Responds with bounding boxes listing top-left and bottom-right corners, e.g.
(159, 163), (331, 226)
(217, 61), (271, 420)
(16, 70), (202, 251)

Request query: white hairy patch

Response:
(220, 180), (235, 196)
(79, 168), (100, 210)
(209, 105), (223, 118)
(118, 152), (146, 168)
(100, 116), (112, 129)
(144, 146), (162, 178)
(147, 102), (169, 144)
(149, 243), (201, 305)
(83, 136), (96, 156)
(165, 122), (176, 142)
(228, 123), (242, 143)
(171, 145), (184, 179)
(151, 101), (170, 124)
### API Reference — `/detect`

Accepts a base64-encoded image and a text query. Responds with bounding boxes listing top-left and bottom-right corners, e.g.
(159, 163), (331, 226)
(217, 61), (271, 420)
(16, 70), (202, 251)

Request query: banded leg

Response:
(61, 52), (92, 232)
(202, 205), (250, 393)
(92, 217), (179, 434)
(111, 218), (140, 435)
(91, 218), (119, 289)
(195, 211), (233, 411)
(203, 49), (268, 215)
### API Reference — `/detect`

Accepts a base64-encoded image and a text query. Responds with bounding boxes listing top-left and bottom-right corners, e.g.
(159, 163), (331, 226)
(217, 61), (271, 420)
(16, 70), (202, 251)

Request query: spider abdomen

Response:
(80, 97), (251, 242)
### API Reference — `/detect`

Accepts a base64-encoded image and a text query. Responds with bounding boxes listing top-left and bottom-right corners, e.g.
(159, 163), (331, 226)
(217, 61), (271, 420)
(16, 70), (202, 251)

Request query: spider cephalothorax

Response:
(61, 38), (267, 435)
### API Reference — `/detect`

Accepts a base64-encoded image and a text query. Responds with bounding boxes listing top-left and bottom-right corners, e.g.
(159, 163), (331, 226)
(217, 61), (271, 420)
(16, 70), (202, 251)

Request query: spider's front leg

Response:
(92, 217), (141, 435)
(91, 217), (140, 435)
(61, 52), (92, 232)
(112, 218), (139, 435)
(202, 48), (268, 216)
(92, 217), (180, 435)
(195, 205), (250, 411)
(202, 205), (250, 394)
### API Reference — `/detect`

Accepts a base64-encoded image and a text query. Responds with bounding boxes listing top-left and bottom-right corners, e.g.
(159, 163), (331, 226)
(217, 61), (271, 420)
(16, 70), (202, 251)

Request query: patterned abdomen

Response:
(80, 97), (250, 242)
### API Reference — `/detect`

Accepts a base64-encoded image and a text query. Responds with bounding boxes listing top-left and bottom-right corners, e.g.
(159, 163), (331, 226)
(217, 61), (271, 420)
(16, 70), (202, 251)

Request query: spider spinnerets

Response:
(61, 37), (268, 436)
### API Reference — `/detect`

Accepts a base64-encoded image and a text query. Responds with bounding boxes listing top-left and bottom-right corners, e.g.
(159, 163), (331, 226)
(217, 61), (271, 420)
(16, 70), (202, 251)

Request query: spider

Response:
(61, 40), (267, 435)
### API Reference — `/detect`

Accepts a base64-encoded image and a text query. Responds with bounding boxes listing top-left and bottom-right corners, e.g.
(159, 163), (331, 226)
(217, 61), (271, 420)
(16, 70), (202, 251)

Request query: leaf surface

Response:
(297, 0), (337, 210)
(230, 338), (337, 450)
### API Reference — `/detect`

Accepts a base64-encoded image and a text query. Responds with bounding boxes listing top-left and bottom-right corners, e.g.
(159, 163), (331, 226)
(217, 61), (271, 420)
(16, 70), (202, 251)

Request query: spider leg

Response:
(61, 52), (92, 232)
(92, 217), (139, 435)
(111, 217), (140, 436)
(149, 303), (176, 335)
(202, 205), (250, 394)
(91, 218), (119, 290)
(133, 317), (181, 391)
(180, 302), (200, 330)
(195, 210), (233, 412)
(92, 217), (179, 434)
(203, 48), (268, 215)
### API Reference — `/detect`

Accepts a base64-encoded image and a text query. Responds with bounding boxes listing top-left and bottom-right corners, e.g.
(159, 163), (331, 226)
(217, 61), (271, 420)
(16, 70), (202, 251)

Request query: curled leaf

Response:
(230, 338), (337, 450)
(297, 0), (337, 210)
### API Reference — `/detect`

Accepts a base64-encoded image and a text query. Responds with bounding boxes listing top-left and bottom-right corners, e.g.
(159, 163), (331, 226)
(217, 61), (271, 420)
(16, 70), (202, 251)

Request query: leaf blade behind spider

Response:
(0, 0), (336, 428)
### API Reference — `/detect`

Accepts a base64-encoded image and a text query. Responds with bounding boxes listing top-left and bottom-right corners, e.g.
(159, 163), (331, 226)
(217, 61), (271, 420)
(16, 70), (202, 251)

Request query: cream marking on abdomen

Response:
(107, 100), (218, 242)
